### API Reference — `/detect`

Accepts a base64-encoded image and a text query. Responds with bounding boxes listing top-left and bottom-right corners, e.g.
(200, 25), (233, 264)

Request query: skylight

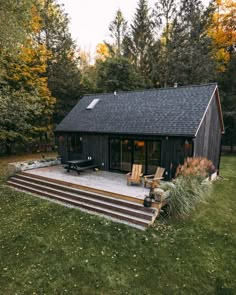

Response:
(86, 99), (100, 110)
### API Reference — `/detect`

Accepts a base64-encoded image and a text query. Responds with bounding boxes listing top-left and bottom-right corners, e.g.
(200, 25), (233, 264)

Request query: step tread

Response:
(7, 181), (152, 225)
(9, 177), (154, 217)
(16, 173), (150, 209)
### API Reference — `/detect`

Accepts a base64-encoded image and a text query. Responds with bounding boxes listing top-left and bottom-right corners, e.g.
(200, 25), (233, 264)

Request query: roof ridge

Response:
(83, 83), (218, 97)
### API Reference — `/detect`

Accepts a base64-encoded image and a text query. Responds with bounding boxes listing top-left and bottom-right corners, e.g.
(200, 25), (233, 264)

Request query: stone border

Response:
(8, 158), (61, 176)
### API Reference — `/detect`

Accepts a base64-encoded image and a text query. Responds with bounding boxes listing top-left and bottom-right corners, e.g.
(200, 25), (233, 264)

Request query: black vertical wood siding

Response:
(194, 93), (222, 169)
(57, 132), (192, 179)
(57, 133), (109, 169)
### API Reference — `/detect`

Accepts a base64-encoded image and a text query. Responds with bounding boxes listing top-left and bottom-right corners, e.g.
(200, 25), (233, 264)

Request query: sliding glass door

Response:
(133, 140), (146, 172)
(110, 139), (132, 172)
(109, 138), (161, 174)
(146, 141), (161, 174)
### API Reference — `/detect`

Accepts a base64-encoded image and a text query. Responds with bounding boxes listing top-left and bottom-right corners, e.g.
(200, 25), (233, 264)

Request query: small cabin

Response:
(55, 83), (224, 179)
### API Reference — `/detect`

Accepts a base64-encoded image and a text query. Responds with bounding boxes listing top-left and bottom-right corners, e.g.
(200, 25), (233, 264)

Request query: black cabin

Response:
(55, 83), (224, 179)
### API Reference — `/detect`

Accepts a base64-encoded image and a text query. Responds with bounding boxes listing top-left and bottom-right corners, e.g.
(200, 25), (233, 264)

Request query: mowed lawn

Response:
(0, 154), (235, 294)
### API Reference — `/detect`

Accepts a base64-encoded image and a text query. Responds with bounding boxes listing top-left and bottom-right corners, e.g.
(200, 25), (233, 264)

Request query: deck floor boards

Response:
(25, 165), (150, 200)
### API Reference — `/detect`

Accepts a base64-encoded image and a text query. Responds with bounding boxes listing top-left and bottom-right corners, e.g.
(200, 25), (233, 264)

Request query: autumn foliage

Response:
(175, 157), (216, 178)
(208, 0), (236, 71)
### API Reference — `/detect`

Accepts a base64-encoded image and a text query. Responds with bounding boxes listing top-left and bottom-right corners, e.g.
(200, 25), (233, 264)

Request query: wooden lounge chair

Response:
(144, 167), (165, 188)
(126, 164), (143, 186)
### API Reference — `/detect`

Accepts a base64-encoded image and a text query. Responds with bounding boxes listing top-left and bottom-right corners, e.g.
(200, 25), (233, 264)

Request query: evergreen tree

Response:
(165, 0), (216, 86)
(153, 0), (177, 87)
(124, 0), (155, 87)
(107, 9), (128, 56)
(38, 0), (82, 124)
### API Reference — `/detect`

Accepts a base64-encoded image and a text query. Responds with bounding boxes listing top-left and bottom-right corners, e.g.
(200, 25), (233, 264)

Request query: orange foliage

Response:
(208, 0), (236, 71)
(175, 157), (216, 178)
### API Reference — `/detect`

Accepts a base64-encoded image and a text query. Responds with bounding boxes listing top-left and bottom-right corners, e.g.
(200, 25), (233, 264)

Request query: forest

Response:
(0, 0), (235, 154)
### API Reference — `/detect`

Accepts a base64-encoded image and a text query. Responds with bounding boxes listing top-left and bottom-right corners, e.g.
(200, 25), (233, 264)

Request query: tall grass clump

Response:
(168, 176), (212, 219)
(168, 157), (215, 219)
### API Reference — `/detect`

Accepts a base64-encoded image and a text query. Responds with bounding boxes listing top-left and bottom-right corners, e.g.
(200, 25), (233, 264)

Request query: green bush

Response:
(168, 176), (212, 219)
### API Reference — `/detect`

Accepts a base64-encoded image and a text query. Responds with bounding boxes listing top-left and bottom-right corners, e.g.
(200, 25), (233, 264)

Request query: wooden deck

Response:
(25, 165), (150, 204)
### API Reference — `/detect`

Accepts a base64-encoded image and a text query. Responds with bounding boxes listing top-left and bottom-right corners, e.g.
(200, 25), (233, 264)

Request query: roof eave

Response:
(55, 130), (195, 138)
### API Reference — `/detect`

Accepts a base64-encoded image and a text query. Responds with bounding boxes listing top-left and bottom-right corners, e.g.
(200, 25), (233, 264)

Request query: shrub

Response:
(168, 176), (212, 219)
(175, 157), (215, 179)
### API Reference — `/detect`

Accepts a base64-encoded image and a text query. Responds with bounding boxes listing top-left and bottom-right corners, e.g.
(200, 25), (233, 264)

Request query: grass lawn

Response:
(0, 154), (235, 294)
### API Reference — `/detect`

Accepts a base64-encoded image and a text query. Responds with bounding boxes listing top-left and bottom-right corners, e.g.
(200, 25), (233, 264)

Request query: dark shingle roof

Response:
(56, 83), (217, 136)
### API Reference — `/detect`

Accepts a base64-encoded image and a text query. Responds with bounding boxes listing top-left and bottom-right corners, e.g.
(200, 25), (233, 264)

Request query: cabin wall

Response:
(82, 134), (109, 170)
(57, 133), (109, 170)
(162, 137), (193, 178)
(56, 132), (193, 179)
(194, 93), (222, 170)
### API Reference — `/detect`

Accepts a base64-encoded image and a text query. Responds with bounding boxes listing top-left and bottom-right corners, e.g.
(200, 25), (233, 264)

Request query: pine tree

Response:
(124, 0), (155, 87)
(165, 0), (216, 86)
(153, 0), (177, 87)
(38, 0), (82, 124)
(107, 9), (128, 56)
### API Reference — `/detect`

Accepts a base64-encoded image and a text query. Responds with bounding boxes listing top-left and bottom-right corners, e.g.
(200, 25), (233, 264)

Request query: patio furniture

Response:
(126, 164), (143, 186)
(144, 167), (165, 188)
(65, 159), (99, 174)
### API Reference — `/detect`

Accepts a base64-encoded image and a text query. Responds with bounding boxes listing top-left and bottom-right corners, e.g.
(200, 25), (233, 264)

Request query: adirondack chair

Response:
(144, 167), (165, 188)
(126, 164), (143, 186)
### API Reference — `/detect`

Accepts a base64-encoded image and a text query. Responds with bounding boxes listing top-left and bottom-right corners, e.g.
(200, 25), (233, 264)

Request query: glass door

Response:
(110, 138), (161, 174)
(133, 140), (146, 172)
(110, 139), (121, 170)
(120, 139), (132, 171)
(146, 141), (161, 174)
(109, 139), (132, 172)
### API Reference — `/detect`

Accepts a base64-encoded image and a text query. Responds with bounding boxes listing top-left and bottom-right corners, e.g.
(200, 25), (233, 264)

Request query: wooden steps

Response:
(7, 173), (159, 230)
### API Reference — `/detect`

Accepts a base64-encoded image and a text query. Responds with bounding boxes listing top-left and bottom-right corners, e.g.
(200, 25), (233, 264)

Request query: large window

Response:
(134, 140), (146, 172)
(109, 138), (161, 174)
(146, 141), (161, 174)
(68, 135), (83, 153)
(110, 139), (132, 171)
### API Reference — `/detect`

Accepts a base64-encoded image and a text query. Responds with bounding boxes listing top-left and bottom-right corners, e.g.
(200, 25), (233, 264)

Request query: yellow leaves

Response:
(209, 0), (236, 71)
(215, 48), (230, 71)
(30, 5), (42, 34)
(96, 43), (110, 61)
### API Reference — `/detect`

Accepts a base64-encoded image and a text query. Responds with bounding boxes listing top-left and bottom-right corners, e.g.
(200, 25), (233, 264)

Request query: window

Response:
(86, 99), (100, 110)
(109, 138), (161, 174)
(68, 135), (82, 153)
(109, 139), (132, 171)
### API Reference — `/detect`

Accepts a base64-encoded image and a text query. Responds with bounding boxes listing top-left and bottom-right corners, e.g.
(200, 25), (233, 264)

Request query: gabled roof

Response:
(56, 83), (223, 137)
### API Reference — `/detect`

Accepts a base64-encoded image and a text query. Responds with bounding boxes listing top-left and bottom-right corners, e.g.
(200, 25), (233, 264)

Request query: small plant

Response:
(168, 176), (212, 219)
(38, 157), (57, 163)
(27, 160), (35, 165)
(175, 157), (215, 179)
